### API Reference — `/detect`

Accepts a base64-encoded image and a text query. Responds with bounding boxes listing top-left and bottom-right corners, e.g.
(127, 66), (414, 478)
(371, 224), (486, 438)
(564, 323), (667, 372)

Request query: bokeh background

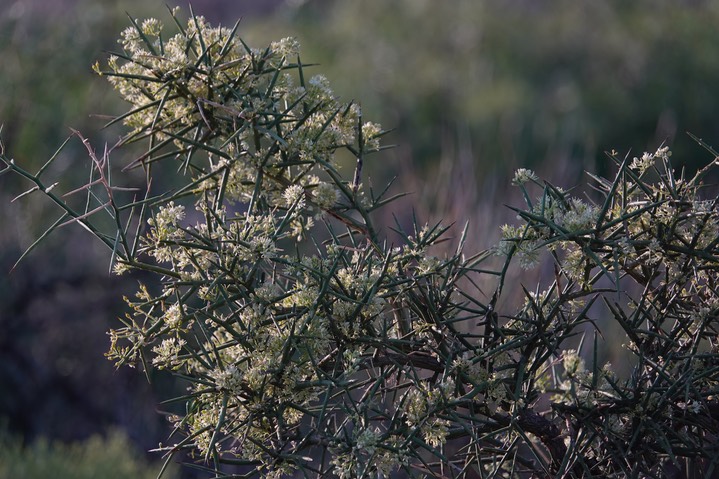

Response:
(3, 0), (719, 476)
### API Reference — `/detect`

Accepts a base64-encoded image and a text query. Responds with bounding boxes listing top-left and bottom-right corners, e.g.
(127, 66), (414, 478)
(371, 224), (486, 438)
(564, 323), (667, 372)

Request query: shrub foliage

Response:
(0, 429), (171, 479)
(3, 9), (719, 479)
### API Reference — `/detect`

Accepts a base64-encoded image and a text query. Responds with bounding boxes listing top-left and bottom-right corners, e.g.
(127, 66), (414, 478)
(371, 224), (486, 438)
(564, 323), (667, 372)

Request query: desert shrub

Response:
(3, 8), (719, 479)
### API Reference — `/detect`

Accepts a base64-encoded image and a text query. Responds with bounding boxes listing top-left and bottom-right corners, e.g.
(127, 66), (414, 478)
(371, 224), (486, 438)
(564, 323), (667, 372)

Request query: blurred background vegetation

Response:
(3, 0), (719, 476)
(0, 428), (175, 479)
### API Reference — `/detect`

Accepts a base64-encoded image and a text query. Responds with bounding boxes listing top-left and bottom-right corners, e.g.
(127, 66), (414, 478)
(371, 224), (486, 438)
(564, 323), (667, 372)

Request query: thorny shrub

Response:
(3, 9), (719, 479)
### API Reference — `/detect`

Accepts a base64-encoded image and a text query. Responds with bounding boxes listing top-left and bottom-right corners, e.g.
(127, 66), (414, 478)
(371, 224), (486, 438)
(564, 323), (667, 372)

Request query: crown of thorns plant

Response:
(3, 8), (719, 478)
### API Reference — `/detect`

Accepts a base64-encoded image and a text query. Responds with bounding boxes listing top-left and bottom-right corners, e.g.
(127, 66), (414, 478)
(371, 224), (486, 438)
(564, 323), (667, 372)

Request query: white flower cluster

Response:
(630, 146), (671, 175)
(562, 349), (585, 377)
(151, 337), (185, 370)
(512, 168), (538, 185)
(554, 197), (600, 233)
(312, 181), (340, 209)
(497, 224), (542, 269)
(283, 184), (305, 208)
(402, 380), (455, 448)
(147, 202), (185, 238)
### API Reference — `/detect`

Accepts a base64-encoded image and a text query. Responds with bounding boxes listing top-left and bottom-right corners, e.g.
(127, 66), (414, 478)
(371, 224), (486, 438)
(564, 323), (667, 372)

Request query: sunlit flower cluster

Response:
(512, 168), (538, 185)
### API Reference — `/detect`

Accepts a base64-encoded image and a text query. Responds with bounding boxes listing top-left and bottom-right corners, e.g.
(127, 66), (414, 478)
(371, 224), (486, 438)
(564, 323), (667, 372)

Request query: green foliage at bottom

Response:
(0, 429), (173, 479)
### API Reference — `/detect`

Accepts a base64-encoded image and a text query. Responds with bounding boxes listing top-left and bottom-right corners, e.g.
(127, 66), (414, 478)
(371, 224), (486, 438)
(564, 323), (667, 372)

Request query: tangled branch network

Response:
(4, 8), (719, 479)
